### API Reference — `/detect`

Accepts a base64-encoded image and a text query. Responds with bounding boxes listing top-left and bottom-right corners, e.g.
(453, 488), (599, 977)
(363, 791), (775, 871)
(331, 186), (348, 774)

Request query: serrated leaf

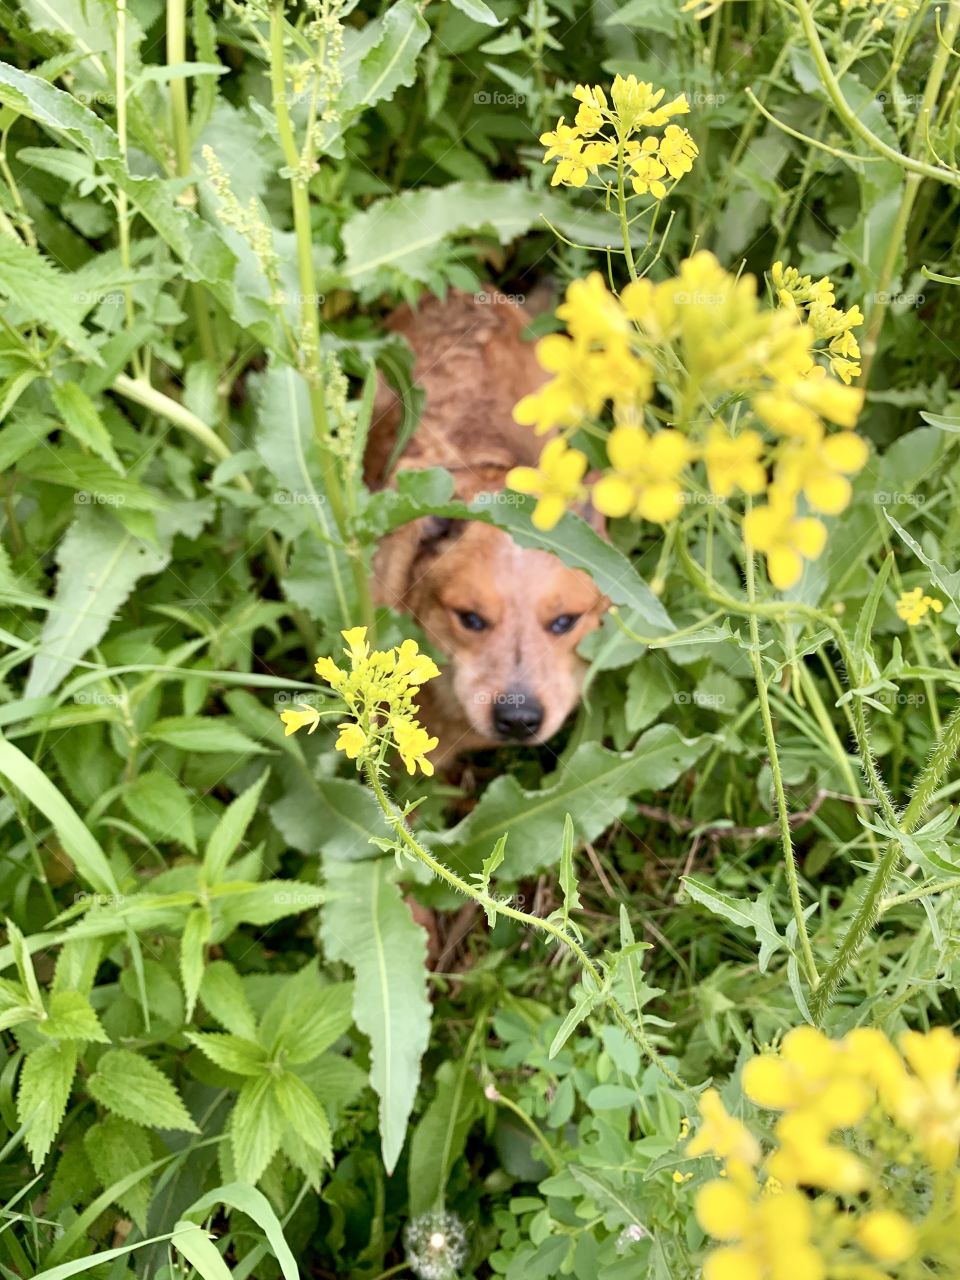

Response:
(204, 770), (269, 885)
(550, 979), (602, 1058)
(320, 859), (431, 1173)
(0, 235), (99, 360)
(682, 879), (785, 973)
(38, 990), (108, 1043)
(267, 978), (354, 1065)
(230, 1074), (285, 1184)
(122, 771), (197, 852)
(180, 907), (211, 1021)
(272, 1073), (332, 1162)
(87, 1049), (199, 1132)
(50, 382), (121, 472)
(84, 1116), (153, 1231)
(185, 1032), (268, 1076)
(17, 1042), (78, 1168)
(200, 961), (257, 1039)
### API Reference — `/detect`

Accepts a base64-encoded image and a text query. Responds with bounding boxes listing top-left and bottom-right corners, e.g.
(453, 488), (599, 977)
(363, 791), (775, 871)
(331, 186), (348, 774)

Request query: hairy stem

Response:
(363, 761), (690, 1094)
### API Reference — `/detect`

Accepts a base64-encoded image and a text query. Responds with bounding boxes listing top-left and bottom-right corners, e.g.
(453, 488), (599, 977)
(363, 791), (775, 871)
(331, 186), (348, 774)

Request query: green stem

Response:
(811, 697), (960, 1023)
(166, 0), (217, 366)
(743, 543), (820, 991)
(268, 1), (374, 635)
(490, 1091), (562, 1172)
(363, 762), (690, 1093)
(794, 0), (960, 188)
(616, 133), (639, 283)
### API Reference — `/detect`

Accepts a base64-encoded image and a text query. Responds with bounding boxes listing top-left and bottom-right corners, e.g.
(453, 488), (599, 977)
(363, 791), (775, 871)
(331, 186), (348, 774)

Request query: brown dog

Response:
(367, 290), (608, 764)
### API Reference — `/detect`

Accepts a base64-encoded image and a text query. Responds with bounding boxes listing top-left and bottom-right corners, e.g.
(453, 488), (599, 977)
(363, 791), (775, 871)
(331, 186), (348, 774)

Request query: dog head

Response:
(373, 513), (609, 750)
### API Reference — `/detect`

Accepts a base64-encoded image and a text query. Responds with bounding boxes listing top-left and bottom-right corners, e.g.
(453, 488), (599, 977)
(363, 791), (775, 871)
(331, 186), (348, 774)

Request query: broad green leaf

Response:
(84, 1116), (154, 1231)
(171, 1222), (233, 1280)
(50, 383), (121, 472)
(87, 1049), (199, 1133)
(266, 978), (354, 1064)
(24, 508), (170, 699)
(200, 961), (257, 1039)
(18, 1041), (79, 1168)
(427, 729), (709, 876)
(448, 0), (500, 23)
(185, 1032), (268, 1076)
(0, 736), (118, 895)
(182, 1183), (300, 1280)
(122, 771), (197, 853)
(180, 907), (211, 1021)
(213, 880), (324, 932)
(272, 776), (391, 860)
(38, 990), (108, 1043)
(320, 859), (431, 1173)
(682, 878), (785, 973)
(230, 1073), (285, 1184)
(408, 1056), (483, 1216)
(204, 769), (269, 884)
(147, 715), (269, 755)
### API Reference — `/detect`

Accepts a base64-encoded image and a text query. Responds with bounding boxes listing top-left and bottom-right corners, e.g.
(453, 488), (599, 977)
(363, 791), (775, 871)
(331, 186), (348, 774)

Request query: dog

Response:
(366, 290), (609, 766)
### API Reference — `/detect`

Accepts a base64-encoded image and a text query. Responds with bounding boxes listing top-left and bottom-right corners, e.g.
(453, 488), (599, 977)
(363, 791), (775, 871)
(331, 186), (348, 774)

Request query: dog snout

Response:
(493, 690), (543, 740)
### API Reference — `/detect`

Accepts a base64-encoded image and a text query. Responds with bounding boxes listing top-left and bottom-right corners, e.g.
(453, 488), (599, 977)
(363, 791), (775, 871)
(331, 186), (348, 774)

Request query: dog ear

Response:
(371, 516), (464, 608)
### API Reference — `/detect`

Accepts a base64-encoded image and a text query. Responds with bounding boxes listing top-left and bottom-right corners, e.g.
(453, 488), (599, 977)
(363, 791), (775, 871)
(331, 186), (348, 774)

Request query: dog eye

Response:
(455, 610), (488, 632)
(548, 613), (581, 636)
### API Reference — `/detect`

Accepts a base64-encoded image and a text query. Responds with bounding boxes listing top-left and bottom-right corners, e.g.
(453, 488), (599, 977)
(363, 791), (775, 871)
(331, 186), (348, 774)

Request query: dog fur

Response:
(367, 290), (608, 764)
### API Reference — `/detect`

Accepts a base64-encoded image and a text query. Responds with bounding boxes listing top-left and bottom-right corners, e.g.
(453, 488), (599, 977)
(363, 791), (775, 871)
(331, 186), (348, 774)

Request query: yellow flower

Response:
(592, 426), (693, 523)
(507, 437), (588, 531)
(658, 124), (699, 178)
(742, 489), (827, 590)
(775, 427), (869, 516)
(696, 1177), (825, 1280)
(703, 424), (766, 498)
(895, 587), (944, 626)
(335, 721), (367, 759)
(790, 375), (864, 428)
(627, 137), (667, 198)
(609, 74), (689, 131)
(392, 717), (439, 776)
(395, 637), (441, 687)
(686, 1088), (761, 1165)
(279, 704), (321, 736)
(856, 1210), (917, 1264)
(767, 1111), (868, 1194)
(341, 626), (370, 663)
(555, 272), (631, 352)
(315, 655), (345, 687)
(539, 118), (614, 186)
(894, 1027), (960, 1169)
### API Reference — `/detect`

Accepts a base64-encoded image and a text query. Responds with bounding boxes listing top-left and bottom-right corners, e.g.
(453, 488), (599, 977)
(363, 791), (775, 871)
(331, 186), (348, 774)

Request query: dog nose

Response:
(493, 691), (544, 740)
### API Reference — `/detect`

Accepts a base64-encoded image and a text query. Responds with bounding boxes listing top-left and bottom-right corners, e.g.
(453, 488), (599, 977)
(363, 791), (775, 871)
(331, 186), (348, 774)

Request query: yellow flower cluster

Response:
(689, 1025), (960, 1280)
(539, 75), (697, 196)
(896, 587), (944, 626)
(279, 627), (440, 775)
(507, 258), (867, 589)
(772, 261), (864, 383)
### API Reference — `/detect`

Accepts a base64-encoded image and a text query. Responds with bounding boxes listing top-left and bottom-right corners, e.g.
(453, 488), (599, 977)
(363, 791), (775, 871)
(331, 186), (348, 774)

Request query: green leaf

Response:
(476, 833), (507, 926)
(427, 728), (709, 877)
(122, 771), (197, 853)
(180, 907), (211, 1021)
(549, 978), (601, 1058)
(182, 1183), (300, 1280)
(147, 715), (269, 754)
(681, 878), (785, 973)
(200, 961), (257, 1039)
(320, 859), (431, 1173)
(558, 814), (581, 928)
(17, 1042), (78, 1168)
(473, 497), (674, 630)
(0, 235), (99, 360)
(84, 1116), (153, 1232)
(0, 736), (118, 895)
(185, 1032), (268, 1076)
(267, 977), (354, 1064)
(50, 383), (121, 472)
(272, 1073), (332, 1162)
(448, 0), (501, 23)
(214, 880), (324, 932)
(6, 917), (44, 1012)
(272, 776), (391, 860)
(87, 1049), (199, 1132)
(885, 512), (960, 622)
(920, 410), (960, 433)
(171, 1222), (233, 1280)
(230, 1074), (286, 1184)
(38, 990), (108, 1043)
(24, 508), (171, 699)
(408, 1056), (483, 1217)
(204, 769), (269, 884)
